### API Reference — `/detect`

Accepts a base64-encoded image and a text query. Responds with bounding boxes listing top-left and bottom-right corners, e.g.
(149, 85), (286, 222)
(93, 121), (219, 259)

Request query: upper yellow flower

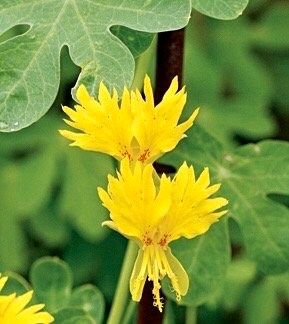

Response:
(59, 75), (199, 164)
(98, 159), (228, 312)
(0, 274), (54, 323)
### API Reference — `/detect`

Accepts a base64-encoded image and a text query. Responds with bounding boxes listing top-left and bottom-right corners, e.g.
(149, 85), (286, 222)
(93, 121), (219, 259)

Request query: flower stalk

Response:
(107, 241), (138, 324)
(186, 306), (197, 324)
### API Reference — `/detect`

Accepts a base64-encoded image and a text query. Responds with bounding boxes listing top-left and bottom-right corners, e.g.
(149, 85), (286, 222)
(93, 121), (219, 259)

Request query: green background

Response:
(1, 0), (289, 323)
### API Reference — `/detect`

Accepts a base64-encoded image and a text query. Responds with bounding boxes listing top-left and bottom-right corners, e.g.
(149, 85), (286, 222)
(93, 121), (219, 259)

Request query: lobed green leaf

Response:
(161, 125), (289, 304)
(191, 0), (249, 20)
(0, 0), (191, 132)
(69, 285), (105, 323)
(53, 308), (95, 324)
(30, 257), (73, 312)
(0, 115), (115, 271)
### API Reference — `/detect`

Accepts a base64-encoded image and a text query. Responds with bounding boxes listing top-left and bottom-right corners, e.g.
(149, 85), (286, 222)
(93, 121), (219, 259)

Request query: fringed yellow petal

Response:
(177, 107), (200, 137)
(60, 76), (198, 163)
(196, 197), (229, 214)
(143, 75), (154, 107)
(98, 82), (112, 106)
(27, 311), (54, 323)
(62, 105), (78, 122)
(97, 187), (113, 210)
(0, 293), (16, 314)
(60, 83), (134, 161)
(195, 166), (210, 189)
(5, 291), (33, 315)
(58, 129), (79, 142)
(173, 162), (193, 202)
(206, 183), (221, 196)
(182, 210), (228, 240)
(76, 84), (88, 101)
(142, 162), (157, 203)
(76, 84), (91, 105)
(17, 303), (54, 323)
(121, 88), (131, 112)
(0, 277), (53, 323)
(163, 76), (179, 99)
(101, 159), (228, 312)
(153, 175), (172, 223)
(132, 76), (198, 163)
(159, 163), (228, 242)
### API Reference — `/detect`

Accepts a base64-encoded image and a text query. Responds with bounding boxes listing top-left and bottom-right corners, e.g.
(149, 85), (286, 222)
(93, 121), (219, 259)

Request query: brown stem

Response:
(155, 28), (185, 104)
(137, 28), (185, 324)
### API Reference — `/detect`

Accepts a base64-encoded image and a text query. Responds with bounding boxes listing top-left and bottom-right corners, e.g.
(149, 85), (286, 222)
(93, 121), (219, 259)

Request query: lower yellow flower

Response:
(0, 274), (54, 324)
(98, 159), (228, 312)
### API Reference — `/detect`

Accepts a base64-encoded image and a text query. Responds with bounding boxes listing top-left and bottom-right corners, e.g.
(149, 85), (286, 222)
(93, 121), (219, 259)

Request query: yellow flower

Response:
(0, 274), (54, 324)
(98, 159), (228, 312)
(59, 75), (199, 164)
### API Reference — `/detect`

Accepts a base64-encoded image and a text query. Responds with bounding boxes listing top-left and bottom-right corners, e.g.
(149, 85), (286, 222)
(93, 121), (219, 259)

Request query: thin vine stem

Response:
(186, 306), (197, 324)
(131, 37), (156, 90)
(107, 241), (138, 324)
(122, 300), (137, 324)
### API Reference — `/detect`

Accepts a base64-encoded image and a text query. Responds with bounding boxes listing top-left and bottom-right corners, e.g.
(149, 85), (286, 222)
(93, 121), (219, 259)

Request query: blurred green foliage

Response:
(4, 257), (105, 323)
(1, 0), (289, 323)
(184, 1), (289, 146)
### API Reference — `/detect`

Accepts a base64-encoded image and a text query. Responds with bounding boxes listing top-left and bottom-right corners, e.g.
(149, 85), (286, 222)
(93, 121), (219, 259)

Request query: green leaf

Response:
(60, 150), (115, 241)
(0, 0), (191, 132)
(251, 4), (289, 49)
(1, 151), (56, 216)
(29, 256), (104, 323)
(69, 285), (105, 324)
(1, 271), (30, 295)
(0, 118), (59, 271)
(54, 308), (94, 324)
(0, 208), (28, 271)
(237, 270), (289, 323)
(29, 207), (70, 248)
(244, 279), (278, 324)
(163, 301), (177, 324)
(63, 231), (126, 301)
(184, 17), (274, 146)
(267, 55), (289, 110)
(30, 257), (73, 312)
(218, 258), (256, 310)
(191, 0), (249, 20)
(110, 26), (154, 58)
(0, 114), (117, 271)
(161, 126), (289, 274)
(246, 0), (268, 13)
(63, 232), (101, 286)
(271, 273), (289, 301)
(216, 260), (289, 322)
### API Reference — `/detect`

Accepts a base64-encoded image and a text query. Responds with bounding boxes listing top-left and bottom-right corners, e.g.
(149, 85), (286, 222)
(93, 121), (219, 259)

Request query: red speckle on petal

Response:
(138, 149), (150, 163)
(143, 232), (153, 245)
(158, 234), (170, 247)
(120, 145), (132, 161)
